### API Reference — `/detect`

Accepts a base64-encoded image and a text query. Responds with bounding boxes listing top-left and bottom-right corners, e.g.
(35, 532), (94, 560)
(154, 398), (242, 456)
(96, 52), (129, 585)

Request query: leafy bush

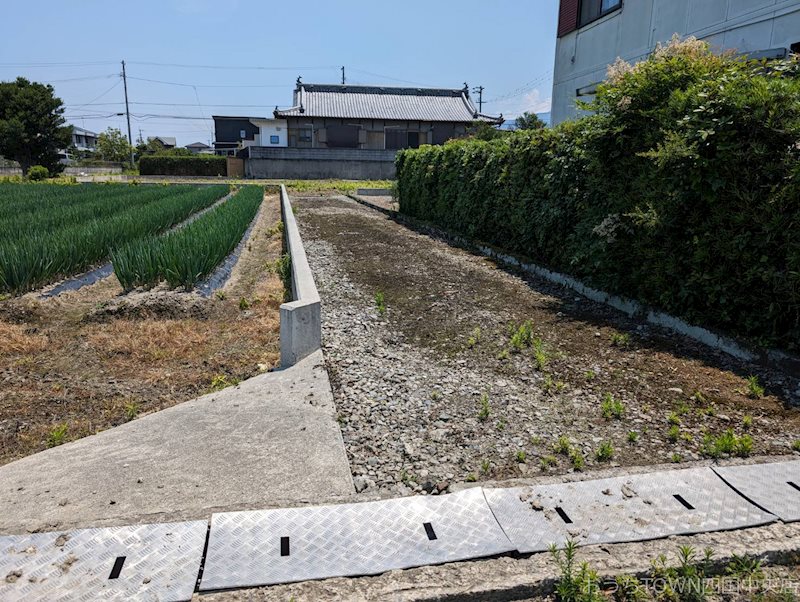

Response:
(396, 37), (800, 351)
(27, 165), (49, 180)
(139, 155), (227, 176)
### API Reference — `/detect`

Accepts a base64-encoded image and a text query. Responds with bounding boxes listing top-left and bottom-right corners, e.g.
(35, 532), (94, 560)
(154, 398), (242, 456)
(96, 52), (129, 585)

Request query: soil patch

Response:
(295, 195), (800, 496)
(0, 194), (283, 465)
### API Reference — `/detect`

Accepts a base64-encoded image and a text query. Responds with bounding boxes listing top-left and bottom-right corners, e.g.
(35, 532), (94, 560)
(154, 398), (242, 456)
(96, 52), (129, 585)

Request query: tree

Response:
(466, 121), (506, 141)
(515, 111), (546, 130)
(96, 127), (133, 163)
(0, 77), (72, 174)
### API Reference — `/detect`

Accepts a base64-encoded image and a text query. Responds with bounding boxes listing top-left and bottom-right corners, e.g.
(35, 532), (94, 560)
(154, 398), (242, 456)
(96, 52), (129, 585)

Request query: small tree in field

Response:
(0, 77), (72, 174)
(96, 127), (133, 163)
(515, 111), (546, 130)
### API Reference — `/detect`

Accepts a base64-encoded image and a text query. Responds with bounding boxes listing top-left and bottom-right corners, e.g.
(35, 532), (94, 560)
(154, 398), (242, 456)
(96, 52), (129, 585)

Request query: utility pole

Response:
(341, 66), (346, 85)
(121, 60), (134, 167)
(472, 85), (484, 113)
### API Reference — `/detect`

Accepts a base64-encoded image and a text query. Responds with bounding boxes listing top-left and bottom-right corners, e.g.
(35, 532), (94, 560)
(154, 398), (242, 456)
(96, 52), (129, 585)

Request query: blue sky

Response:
(0, 0), (559, 146)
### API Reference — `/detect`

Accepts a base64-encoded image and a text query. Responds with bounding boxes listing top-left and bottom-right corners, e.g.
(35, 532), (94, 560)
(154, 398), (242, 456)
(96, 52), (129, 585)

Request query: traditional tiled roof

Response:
(149, 136), (177, 147)
(274, 84), (503, 124)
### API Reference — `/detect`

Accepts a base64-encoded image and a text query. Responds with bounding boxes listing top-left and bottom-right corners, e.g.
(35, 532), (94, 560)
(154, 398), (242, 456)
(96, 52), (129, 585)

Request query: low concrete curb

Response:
(279, 184), (322, 368)
(346, 194), (800, 378)
(355, 187), (393, 196)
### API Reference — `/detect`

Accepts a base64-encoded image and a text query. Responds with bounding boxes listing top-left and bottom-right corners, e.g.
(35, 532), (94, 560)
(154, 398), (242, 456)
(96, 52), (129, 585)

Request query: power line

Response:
(347, 68), (435, 87)
(69, 78), (122, 111)
(0, 60), (118, 67)
(126, 75), (289, 89)
(42, 74), (120, 84)
(191, 85), (213, 139)
(65, 101), (288, 108)
(127, 60), (338, 71)
(484, 70), (554, 103)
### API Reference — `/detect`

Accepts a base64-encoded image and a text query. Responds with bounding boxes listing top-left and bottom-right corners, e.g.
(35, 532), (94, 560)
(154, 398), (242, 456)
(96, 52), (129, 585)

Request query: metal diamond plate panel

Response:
(0, 521), (207, 602)
(485, 467), (775, 553)
(483, 487), (567, 553)
(714, 460), (800, 522)
(200, 488), (514, 590)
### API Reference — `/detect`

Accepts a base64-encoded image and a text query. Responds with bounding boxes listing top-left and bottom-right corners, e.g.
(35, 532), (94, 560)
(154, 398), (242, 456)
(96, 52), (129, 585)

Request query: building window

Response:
(239, 129), (246, 139)
(578, 0), (621, 28)
(298, 128), (312, 143)
(269, 135), (279, 144)
(385, 129), (421, 150)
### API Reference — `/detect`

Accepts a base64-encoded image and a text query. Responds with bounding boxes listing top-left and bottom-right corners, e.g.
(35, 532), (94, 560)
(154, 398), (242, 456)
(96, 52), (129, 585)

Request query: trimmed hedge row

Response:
(397, 38), (800, 351)
(139, 155), (227, 176)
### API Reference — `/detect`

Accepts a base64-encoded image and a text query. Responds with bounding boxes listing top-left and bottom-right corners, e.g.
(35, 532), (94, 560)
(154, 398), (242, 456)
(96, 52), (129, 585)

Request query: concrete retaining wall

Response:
(279, 184), (322, 367)
(347, 194), (800, 377)
(356, 188), (393, 196)
(246, 148), (396, 180)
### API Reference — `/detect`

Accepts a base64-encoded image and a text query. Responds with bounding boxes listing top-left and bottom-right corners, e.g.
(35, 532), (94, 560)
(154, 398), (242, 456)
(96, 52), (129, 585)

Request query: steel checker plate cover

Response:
(200, 487), (514, 590)
(0, 521), (206, 602)
(485, 467), (774, 553)
(714, 460), (800, 522)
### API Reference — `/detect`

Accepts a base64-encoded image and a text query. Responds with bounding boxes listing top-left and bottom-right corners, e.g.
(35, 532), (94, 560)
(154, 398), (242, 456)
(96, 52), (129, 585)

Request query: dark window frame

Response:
(577, 0), (622, 29)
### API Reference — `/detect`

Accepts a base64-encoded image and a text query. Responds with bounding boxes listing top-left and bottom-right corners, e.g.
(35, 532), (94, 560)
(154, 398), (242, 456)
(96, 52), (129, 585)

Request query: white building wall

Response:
(552, 0), (800, 124)
(250, 118), (288, 147)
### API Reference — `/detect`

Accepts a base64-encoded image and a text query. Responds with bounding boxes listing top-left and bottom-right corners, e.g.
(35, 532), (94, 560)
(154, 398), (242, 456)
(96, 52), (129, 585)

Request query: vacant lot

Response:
(295, 195), (800, 496)
(0, 188), (282, 464)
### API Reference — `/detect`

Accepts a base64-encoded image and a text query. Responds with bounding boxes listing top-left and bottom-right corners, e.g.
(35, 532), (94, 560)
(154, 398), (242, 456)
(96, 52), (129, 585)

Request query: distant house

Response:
(148, 136), (177, 149)
(273, 82), (502, 149)
(212, 116), (287, 154)
(71, 126), (98, 152)
(185, 141), (212, 154)
(212, 82), (502, 153)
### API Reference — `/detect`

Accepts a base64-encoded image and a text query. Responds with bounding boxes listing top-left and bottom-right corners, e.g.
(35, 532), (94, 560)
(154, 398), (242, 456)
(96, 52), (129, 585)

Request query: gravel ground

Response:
(294, 195), (800, 497)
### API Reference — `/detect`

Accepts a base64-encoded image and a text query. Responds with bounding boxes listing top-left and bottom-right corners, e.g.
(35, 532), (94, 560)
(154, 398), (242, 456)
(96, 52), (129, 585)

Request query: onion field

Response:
(112, 185), (263, 290)
(0, 183), (229, 293)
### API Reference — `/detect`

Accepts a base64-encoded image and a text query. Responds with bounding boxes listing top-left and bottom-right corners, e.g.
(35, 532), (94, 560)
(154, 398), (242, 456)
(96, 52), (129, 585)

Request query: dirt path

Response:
(0, 194), (283, 465)
(295, 195), (800, 496)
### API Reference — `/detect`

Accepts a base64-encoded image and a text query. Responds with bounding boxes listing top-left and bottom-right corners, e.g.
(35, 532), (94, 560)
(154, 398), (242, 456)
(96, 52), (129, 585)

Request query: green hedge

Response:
(139, 155), (227, 176)
(397, 38), (800, 351)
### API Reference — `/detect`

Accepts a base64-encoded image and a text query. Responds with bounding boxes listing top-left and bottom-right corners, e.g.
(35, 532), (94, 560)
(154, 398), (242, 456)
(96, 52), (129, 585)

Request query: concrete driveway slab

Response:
(0, 351), (353, 534)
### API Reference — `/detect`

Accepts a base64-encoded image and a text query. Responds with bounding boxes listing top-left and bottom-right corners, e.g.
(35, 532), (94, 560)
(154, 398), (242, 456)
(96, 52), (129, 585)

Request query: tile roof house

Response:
(185, 141), (212, 154)
(271, 82), (503, 150)
(211, 81), (503, 178)
(148, 136), (177, 149)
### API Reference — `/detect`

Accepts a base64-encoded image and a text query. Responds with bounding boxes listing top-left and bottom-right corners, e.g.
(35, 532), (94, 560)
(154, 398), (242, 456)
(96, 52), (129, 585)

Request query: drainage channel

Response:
(39, 190), (235, 299)
(1, 461), (798, 600)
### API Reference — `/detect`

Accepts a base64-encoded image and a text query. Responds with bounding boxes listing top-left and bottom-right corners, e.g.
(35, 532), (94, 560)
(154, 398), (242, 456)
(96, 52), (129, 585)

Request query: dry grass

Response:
(0, 194), (283, 465)
(0, 322), (47, 355)
(86, 320), (212, 363)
